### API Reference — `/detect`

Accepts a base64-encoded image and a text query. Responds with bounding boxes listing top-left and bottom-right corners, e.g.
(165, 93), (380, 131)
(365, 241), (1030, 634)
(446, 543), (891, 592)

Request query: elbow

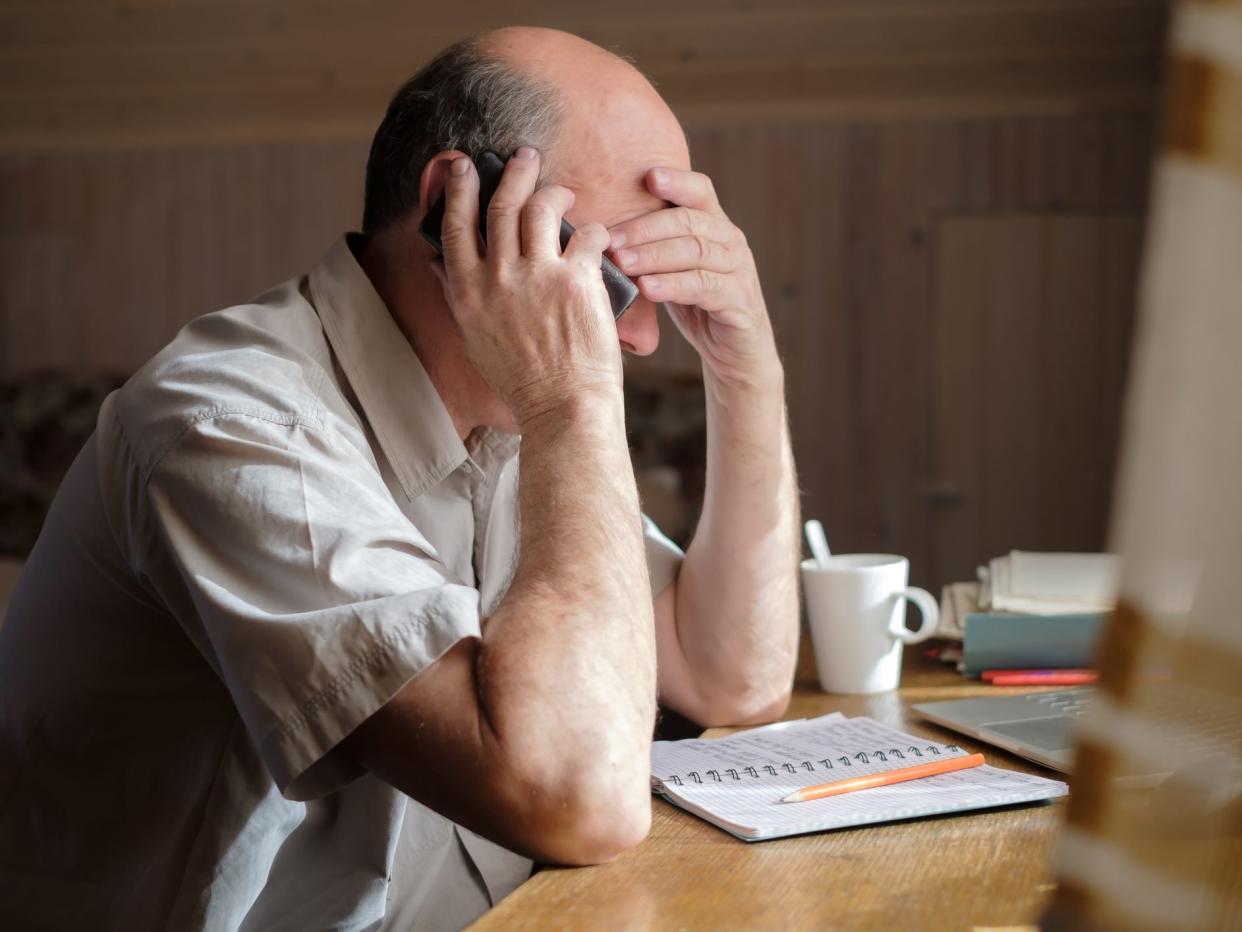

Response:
(708, 687), (792, 728)
(502, 760), (652, 866)
(543, 790), (652, 866)
(688, 679), (793, 729)
(732, 686), (792, 726)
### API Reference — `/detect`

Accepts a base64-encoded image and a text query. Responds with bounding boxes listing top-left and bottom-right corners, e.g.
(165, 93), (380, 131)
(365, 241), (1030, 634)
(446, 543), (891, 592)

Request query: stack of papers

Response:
(937, 551), (1122, 639)
(936, 581), (981, 639)
(982, 551), (1121, 615)
(933, 552), (1120, 672)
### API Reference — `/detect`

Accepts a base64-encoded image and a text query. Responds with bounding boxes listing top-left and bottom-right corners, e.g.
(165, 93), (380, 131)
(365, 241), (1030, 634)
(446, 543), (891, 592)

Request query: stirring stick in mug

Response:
(804, 519), (832, 567)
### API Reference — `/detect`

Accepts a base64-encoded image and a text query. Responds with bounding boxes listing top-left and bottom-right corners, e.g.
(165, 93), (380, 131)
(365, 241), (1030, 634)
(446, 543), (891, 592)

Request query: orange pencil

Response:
(780, 752), (987, 803)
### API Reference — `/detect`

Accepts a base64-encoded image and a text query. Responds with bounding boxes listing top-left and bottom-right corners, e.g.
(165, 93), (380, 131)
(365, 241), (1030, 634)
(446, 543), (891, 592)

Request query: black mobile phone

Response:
(419, 151), (639, 319)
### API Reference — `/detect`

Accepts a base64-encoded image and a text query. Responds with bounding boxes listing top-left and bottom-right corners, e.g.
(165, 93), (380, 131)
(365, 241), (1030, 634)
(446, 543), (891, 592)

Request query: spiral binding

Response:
(662, 744), (963, 786)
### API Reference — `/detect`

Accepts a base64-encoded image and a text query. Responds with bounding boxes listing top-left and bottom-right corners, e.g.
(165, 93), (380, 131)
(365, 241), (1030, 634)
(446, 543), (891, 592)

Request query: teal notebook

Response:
(961, 612), (1105, 675)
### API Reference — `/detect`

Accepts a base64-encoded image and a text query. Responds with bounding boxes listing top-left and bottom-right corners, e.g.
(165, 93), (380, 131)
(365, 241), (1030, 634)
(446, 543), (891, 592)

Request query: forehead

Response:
(548, 89), (691, 227)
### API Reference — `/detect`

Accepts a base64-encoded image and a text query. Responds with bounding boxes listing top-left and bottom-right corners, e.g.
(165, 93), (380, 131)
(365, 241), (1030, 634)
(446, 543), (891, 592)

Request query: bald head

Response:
(362, 27), (689, 236)
(480, 25), (664, 115)
(481, 27), (690, 226)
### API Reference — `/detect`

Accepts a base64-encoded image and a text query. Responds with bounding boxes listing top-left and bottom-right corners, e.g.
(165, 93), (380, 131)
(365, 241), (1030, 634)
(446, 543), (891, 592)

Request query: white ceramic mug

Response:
(801, 554), (939, 694)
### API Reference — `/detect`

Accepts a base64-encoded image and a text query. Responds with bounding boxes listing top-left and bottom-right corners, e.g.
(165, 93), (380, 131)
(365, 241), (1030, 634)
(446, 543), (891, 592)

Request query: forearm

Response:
(604, 162), (802, 725)
(479, 390), (657, 811)
(674, 368), (800, 721)
(346, 151), (657, 864)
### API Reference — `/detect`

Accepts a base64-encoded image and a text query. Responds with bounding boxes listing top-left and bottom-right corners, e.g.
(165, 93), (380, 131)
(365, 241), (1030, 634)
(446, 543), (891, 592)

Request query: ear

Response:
(418, 149), (471, 220)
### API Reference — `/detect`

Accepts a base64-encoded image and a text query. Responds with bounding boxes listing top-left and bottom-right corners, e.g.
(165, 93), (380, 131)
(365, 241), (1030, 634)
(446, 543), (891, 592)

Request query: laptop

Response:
(912, 688), (1092, 773)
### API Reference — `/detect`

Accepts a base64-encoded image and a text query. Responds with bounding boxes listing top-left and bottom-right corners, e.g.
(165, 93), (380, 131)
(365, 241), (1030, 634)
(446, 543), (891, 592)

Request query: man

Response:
(0, 26), (799, 931)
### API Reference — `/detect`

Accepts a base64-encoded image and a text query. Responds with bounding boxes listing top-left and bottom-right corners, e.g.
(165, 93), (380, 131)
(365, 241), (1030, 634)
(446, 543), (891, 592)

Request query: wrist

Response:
(703, 354), (785, 408)
(517, 383), (626, 441)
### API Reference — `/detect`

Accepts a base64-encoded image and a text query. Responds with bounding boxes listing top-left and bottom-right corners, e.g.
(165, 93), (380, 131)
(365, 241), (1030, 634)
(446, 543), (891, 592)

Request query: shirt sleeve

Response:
(642, 514), (684, 597)
(143, 413), (480, 801)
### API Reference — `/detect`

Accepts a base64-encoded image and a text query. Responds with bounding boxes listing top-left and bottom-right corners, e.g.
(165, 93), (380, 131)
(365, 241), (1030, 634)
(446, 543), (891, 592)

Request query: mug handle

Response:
(887, 587), (940, 644)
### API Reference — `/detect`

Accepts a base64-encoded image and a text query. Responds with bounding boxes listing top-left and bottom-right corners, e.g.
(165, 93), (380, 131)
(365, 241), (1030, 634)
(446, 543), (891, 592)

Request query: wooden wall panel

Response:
(0, 232), (80, 373)
(929, 214), (1143, 587)
(0, 0), (1166, 146)
(0, 1), (1164, 586)
(0, 142), (368, 371)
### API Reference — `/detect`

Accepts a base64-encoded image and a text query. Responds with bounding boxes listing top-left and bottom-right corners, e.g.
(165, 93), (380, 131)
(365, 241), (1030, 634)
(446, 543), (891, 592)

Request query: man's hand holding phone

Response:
(607, 168), (782, 392)
(434, 146), (623, 429)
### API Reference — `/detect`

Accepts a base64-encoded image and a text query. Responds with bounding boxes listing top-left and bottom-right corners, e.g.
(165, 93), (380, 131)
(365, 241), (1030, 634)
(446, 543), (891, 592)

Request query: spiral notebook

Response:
(650, 712), (1067, 841)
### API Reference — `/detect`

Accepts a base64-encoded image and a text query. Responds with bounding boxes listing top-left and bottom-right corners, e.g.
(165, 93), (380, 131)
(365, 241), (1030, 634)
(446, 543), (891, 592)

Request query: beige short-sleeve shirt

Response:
(0, 236), (683, 931)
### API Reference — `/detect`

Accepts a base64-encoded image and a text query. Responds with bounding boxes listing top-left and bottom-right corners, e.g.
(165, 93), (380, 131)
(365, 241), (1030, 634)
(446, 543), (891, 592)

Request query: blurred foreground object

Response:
(1044, 1), (1242, 929)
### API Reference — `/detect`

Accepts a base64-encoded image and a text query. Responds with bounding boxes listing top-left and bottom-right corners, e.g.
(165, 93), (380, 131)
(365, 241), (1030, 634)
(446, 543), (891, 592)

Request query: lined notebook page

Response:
(651, 714), (1067, 841)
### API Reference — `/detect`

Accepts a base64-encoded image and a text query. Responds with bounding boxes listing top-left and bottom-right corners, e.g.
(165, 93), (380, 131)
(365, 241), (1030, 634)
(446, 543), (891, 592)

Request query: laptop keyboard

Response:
(1021, 686), (1240, 763)
(1027, 690), (1093, 717)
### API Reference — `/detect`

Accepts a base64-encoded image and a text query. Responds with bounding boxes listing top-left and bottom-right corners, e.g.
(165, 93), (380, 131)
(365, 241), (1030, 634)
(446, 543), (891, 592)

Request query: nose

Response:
(616, 297), (660, 356)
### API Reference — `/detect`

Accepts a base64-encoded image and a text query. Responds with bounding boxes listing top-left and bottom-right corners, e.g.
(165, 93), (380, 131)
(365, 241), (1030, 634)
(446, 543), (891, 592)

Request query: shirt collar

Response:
(309, 234), (468, 501)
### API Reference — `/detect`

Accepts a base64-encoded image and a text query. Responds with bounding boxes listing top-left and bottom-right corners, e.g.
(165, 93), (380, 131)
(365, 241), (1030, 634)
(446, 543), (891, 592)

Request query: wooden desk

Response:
(471, 642), (1067, 931)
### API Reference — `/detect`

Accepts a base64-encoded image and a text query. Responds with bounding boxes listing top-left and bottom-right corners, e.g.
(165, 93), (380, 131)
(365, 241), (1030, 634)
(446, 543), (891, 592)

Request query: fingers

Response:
(440, 157), (481, 275)
(612, 233), (737, 278)
(646, 167), (721, 213)
(563, 221), (611, 265)
(608, 205), (732, 252)
(485, 146), (540, 260)
(521, 185), (575, 259)
(637, 269), (730, 309)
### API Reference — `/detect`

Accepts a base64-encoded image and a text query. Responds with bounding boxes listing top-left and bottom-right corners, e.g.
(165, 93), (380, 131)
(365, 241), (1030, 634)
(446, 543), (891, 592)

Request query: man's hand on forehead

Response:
(604, 167), (780, 388)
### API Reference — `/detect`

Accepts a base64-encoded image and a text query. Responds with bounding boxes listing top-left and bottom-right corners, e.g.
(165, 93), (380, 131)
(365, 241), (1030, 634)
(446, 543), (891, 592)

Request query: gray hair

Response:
(362, 37), (564, 235)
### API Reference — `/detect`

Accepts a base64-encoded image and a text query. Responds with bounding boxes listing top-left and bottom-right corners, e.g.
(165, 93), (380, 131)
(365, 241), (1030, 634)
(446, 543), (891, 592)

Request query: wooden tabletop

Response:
(470, 640), (1067, 932)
